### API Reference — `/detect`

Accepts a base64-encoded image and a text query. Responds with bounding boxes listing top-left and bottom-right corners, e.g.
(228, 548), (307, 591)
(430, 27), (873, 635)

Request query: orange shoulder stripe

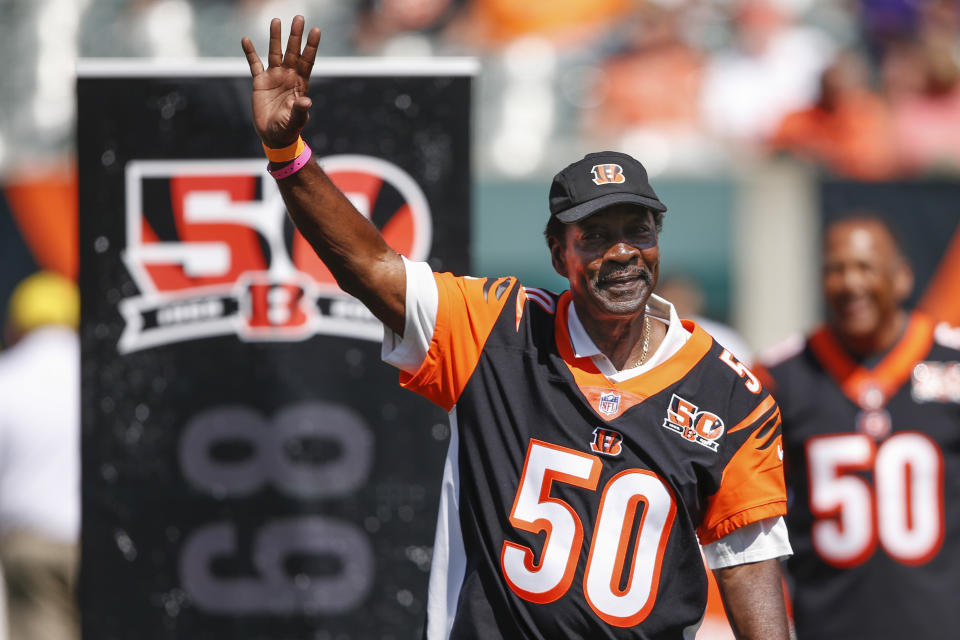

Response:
(726, 395), (777, 435)
(400, 273), (518, 411)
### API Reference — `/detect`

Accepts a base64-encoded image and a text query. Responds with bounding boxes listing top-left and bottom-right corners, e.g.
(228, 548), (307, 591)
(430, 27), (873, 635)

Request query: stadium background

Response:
(2, 0), (960, 639)
(5, 0), (960, 348)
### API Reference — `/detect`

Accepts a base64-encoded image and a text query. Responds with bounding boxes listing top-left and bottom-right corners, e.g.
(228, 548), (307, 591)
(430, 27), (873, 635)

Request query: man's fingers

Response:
(240, 37), (264, 77)
(267, 18), (282, 68)
(282, 15), (305, 69)
(298, 27), (321, 78)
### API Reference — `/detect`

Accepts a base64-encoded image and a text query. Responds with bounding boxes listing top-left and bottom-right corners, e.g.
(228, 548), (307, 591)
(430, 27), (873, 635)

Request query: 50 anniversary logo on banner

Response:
(119, 155), (431, 352)
(78, 60), (473, 639)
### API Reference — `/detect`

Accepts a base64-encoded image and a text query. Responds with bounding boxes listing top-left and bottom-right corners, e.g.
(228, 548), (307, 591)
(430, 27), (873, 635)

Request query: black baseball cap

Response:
(548, 151), (667, 223)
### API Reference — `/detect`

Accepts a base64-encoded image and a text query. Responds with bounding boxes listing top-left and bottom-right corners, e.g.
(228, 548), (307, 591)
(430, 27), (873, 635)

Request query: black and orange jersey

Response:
(402, 273), (786, 639)
(763, 312), (960, 640)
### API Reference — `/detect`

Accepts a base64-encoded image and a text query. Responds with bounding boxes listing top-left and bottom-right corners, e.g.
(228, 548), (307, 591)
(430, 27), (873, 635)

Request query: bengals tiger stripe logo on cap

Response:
(591, 164), (625, 185)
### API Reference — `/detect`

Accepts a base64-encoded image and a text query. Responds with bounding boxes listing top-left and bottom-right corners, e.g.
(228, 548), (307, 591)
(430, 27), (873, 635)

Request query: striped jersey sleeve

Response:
(398, 271), (519, 411)
(698, 392), (787, 544)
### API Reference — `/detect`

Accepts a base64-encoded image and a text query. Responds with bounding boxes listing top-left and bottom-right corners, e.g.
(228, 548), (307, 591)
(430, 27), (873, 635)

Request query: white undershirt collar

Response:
(567, 293), (691, 382)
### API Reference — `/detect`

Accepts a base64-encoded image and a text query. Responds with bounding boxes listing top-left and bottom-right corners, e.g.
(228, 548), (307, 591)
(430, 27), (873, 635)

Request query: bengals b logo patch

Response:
(591, 164), (625, 185)
(590, 427), (623, 457)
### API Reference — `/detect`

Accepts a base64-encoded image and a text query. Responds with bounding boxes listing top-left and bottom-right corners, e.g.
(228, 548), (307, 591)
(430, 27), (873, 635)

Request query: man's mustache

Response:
(597, 267), (652, 285)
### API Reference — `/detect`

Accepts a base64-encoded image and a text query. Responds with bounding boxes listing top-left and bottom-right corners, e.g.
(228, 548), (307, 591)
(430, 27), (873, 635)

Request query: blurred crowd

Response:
(3, 0), (960, 180)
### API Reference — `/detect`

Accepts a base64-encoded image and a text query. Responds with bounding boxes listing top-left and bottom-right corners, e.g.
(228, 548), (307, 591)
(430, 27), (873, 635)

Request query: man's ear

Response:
(548, 235), (567, 278)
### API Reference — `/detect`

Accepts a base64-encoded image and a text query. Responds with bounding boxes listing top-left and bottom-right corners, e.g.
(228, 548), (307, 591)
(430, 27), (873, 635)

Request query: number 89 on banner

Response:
(176, 402), (374, 615)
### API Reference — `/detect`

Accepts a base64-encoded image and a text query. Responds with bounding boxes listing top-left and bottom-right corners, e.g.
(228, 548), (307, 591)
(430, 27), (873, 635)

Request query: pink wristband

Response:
(268, 143), (313, 180)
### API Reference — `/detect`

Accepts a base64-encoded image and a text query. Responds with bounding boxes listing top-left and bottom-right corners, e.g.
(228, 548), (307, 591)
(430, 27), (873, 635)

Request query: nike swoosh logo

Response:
(777, 445), (784, 461)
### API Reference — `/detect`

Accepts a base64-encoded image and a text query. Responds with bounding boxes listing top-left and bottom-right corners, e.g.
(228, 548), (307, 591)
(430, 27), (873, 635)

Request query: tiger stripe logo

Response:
(591, 163), (625, 185)
(590, 427), (623, 457)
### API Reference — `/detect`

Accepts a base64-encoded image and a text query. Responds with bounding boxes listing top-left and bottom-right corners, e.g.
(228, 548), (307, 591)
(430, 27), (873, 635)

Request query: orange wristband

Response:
(262, 137), (305, 163)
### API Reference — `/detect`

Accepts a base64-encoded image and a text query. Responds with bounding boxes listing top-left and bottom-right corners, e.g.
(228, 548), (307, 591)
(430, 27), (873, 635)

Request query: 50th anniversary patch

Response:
(118, 155), (432, 353)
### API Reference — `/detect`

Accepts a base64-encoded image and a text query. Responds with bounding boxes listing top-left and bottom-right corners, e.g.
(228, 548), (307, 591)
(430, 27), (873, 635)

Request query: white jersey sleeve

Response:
(702, 515), (792, 569)
(381, 257), (438, 374)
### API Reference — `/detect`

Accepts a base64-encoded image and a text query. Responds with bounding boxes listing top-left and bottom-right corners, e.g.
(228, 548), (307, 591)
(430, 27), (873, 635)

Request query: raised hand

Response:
(241, 15), (321, 149)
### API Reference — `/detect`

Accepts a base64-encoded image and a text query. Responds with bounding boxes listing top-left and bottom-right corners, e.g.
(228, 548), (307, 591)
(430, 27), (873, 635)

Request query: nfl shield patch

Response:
(598, 392), (621, 416)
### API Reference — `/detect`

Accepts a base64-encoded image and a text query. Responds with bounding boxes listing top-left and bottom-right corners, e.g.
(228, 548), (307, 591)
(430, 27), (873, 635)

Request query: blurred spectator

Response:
(918, 0), (960, 48)
(0, 271), (80, 640)
(700, 0), (835, 145)
(449, 0), (635, 50)
(879, 37), (927, 102)
(583, 5), (722, 173)
(862, 0), (960, 65)
(657, 273), (754, 365)
(885, 35), (960, 174)
(11, 0), (950, 180)
(857, 0), (922, 63)
(353, 0), (467, 55)
(769, 49), (898, 180)
(588, 5), (704, 132)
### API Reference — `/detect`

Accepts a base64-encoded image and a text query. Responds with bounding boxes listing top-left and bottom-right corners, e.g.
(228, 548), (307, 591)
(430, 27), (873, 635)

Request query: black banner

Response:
(77, 60), (473, 639)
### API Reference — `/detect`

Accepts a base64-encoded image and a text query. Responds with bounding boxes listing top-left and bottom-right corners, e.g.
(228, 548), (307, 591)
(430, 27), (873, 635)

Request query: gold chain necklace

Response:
(629, 314), (651, 369)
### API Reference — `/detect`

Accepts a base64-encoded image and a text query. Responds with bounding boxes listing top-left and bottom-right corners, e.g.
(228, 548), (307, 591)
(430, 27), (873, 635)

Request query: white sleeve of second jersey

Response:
(701, 516), (792, 569)
(381, 257), (439, 374)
